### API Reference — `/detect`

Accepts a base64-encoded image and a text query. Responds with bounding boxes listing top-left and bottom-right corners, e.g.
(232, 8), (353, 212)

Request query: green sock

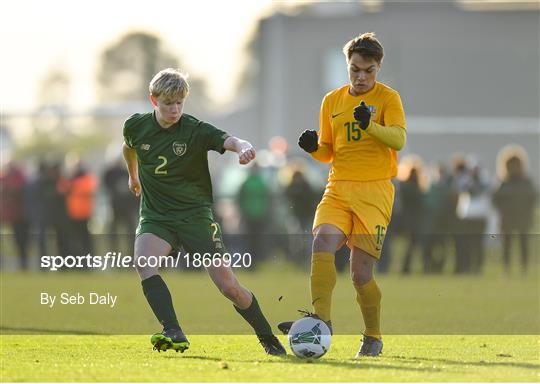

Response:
(234, 294), (273, 336)
(141, 275), (180, 331)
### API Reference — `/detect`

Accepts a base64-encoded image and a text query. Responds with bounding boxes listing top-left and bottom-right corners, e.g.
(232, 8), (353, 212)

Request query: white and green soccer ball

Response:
(287, 317), (332, 359)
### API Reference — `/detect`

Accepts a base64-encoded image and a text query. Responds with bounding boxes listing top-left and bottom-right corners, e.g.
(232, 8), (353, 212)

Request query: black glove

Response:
(298, 130), (319, 153)
(353, 101), (371, 130)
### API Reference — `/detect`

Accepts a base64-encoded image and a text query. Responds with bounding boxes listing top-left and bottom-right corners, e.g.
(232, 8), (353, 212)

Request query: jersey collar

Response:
(152, 111), (182, 133)
(347, 81), (380, 99)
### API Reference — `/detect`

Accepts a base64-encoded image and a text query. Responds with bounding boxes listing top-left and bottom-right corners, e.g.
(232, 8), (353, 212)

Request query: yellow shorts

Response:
(313, 179), (394, 258)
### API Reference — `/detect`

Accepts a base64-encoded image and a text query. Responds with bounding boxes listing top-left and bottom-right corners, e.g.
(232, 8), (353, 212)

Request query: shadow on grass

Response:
(221, 354), (444, 373)
(227, 350), (539, 372)
(386, 354), (540, 370)
(161, 355), (223, 361)
(0, 326), (103, 335)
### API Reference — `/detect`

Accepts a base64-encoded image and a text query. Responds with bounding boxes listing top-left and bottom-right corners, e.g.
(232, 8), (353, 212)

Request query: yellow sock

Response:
(310, 252), (337, 322)
(354, 278), (382, 339)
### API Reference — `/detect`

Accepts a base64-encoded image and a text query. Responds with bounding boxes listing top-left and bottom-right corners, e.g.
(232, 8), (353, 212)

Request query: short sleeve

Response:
(199, 122), (231, 154)
(319, 95), (333, 144)
(123, 114), (138, 148)
(384, 92), (406, 129)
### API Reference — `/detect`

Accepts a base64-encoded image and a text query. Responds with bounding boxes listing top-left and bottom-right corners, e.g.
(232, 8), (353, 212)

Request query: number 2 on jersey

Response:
(155, 155), (168, 175)
(210, 223), (221, 242)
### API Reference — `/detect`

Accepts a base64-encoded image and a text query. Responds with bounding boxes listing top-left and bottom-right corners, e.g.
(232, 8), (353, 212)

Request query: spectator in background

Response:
(284, 169), (318, 266)
(493, 146), (537, 275)
(0, 161), (30, 270)
(450, 155), (471, 274)
(285, 169), (317, 233)
(63, 161), (98, 257)
(456, 163), (491, 273)
(237, 164), (271, 266)
(26, 160), (47, 254)
(422, 163), (453, 273)
(400, 163), (425, 274)
(30, 160), (70, 259)
(48, 162), (71, 258)
(103, 158), (139, 251)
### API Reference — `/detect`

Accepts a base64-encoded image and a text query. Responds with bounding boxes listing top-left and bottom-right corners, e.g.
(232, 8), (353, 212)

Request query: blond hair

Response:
(149, 68), (189, 100)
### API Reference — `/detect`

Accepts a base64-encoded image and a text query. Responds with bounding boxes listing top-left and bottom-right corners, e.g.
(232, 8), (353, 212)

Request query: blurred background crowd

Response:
(0, 142), (537, 275)
(1, 1), (538, 275)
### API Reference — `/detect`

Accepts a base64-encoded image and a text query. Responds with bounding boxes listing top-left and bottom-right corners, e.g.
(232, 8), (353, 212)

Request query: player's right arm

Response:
(298, 95), (334, 163)
(223, 136), (256, 165)
(122, 115), (142, 197)
(122, 143), (141, 197)
(310, 142), (333, 163)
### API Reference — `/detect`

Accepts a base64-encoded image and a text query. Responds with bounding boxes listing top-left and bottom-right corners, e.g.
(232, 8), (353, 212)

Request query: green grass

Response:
(1, 264), (538, 335)
(1, 261), (539, 381)
(1, 335), (538, 381)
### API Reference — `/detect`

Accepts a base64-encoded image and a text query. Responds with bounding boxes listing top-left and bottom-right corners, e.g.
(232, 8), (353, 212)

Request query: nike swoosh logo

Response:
(332, 112), (345, 118)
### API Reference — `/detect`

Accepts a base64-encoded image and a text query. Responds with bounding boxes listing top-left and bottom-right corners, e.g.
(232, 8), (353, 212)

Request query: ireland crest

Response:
(173, 142), (187, 157)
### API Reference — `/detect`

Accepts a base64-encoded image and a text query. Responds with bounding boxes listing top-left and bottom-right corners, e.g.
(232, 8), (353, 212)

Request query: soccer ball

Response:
(287, 317), (332, 359)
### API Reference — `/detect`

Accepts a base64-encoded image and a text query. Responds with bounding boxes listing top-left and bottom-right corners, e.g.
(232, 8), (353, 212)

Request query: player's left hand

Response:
(353, 101), (371, 130)
(238, 145), (256, 165)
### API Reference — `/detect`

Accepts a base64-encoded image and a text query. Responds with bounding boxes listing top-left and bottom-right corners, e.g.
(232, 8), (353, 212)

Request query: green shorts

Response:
(136, 207), (227, 255)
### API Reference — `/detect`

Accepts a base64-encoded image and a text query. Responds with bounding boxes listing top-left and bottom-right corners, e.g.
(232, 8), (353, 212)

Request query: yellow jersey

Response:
(318, 82), (406, 182)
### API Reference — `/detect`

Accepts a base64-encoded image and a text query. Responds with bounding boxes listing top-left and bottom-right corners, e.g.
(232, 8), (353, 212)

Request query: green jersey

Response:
(123, 112), (230, 221)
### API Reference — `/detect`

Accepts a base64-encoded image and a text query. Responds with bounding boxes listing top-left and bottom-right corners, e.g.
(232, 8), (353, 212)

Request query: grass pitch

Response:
(1, 263), (538, 335)
(1, 257), (539, 381)
(1, 335), (538, 381)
